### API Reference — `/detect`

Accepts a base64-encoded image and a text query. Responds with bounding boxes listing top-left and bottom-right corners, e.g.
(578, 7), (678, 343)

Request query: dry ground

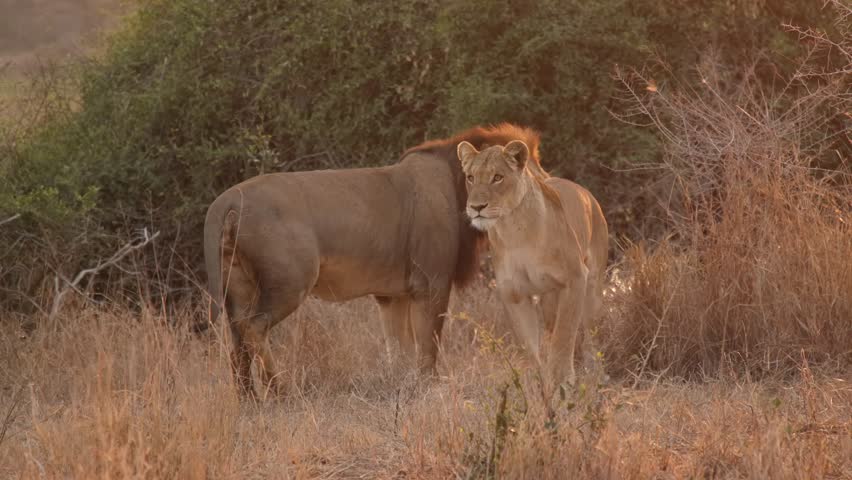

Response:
(0, 0), (127, 70)
(0, 0), (127, 118)
(0, 282), (849, 479)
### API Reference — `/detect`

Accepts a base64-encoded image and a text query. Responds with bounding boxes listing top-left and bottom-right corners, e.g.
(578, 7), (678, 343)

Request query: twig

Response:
(50, 229), (160, 320)
(0, 214), (21, 228)
(631, 286), (676, 388)
(276, 151), (332, 171)
(0, 385), (25, 447)
(0, 286), (48, 317)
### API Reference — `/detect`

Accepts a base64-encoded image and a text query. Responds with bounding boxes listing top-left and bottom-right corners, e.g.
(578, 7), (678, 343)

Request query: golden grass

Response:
(1, 283), (849, 479)
(604, 47), (852, 380)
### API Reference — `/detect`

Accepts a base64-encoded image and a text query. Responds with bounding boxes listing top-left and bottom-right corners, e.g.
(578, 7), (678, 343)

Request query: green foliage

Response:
(0, 0), (838, 288)
(433, 0), (656, 176)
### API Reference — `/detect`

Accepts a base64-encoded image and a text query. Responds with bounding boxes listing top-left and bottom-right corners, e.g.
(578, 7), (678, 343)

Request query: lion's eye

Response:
(492, 174), (503, 183)
(466, 175), (474, 183)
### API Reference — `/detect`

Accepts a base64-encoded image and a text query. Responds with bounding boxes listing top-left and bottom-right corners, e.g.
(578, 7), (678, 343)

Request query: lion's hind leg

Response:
(224, 235), (317, 401)
(579, 258), (605, 373)
(221, 244), (262, 400)
(229, 283), (311, 401)
(248, 256), (317, 399)
(226, 297), (259, 401)
(230, 316), (282, 400)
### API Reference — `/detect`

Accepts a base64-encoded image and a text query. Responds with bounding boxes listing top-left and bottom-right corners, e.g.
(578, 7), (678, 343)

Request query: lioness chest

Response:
(492, 246), (564, 299)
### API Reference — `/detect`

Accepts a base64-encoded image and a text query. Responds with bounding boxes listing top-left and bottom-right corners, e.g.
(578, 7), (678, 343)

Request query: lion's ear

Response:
(503, 140), (529, 170)
(457, 141), (479, 170)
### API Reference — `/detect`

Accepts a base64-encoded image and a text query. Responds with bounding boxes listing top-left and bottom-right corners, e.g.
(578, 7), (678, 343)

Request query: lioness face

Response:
(457, 140), (530, 231)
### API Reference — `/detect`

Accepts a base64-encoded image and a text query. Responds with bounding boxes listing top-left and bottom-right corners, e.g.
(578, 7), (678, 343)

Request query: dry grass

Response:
(603, 38), (852, 379)
(0, 282), (850, 479)
(2, 61), (850, 480)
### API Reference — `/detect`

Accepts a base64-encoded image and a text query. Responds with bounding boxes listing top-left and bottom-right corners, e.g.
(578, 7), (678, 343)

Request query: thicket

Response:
(600, 3), (852, 376)
(0, 0), (845, 309)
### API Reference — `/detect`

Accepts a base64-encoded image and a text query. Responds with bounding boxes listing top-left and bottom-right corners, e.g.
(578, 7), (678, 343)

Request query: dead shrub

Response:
(603, 17), (852, 378)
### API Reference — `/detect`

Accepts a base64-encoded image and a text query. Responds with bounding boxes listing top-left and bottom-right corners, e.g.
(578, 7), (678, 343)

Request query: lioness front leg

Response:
(549, 274), (587, 387)
(501, 294), (543, 368)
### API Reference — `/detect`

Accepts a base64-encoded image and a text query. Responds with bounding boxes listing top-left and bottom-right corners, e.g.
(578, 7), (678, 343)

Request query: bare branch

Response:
(0, 214), (21, 228)
(50, 230), (160, 320)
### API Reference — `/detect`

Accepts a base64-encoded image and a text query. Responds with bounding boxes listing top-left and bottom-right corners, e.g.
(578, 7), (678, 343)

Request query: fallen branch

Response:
(50, 229), (160, 320)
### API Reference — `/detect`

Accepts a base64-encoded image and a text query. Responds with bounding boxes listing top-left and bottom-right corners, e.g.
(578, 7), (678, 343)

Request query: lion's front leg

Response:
(375, 295), (414, 362)
(548, 274), (587, 387)
(409, 290), (450, 375)
(501, 293), (543, 368)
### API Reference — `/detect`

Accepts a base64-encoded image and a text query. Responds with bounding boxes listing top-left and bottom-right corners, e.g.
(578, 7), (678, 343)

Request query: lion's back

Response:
(543, 176), (608, 273)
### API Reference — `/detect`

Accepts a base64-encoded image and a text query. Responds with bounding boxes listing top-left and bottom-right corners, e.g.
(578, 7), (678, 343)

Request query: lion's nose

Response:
(470, 203), (488, 213)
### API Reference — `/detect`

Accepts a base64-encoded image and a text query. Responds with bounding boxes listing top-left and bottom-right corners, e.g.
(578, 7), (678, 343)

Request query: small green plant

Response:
(459, 320), (530, 479)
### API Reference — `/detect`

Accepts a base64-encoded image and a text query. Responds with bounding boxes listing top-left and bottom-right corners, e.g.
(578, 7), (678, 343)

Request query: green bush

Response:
(0, 0), (841, 298)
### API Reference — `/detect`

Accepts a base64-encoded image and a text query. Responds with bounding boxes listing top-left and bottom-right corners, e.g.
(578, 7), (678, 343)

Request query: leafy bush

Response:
(0, 0), (842, 302)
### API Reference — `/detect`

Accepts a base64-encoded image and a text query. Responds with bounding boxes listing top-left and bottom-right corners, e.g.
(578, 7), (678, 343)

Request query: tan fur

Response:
(458, 139), (608, 387)
(204, 125), (546, 400)
(204, 156), (484, 399)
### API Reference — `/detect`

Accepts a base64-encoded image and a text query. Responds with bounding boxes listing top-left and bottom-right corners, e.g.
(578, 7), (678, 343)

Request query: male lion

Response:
(203, 124), (537, 399)
(457, 131), (608, 387)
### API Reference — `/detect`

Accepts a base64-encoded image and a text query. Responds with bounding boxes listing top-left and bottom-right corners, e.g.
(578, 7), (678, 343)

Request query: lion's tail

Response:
(193, 195), (235, 334)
